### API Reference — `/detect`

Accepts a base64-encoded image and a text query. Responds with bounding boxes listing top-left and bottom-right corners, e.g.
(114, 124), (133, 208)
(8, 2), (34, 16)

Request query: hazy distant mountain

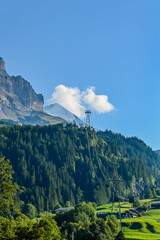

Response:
(0, 57), (66, 125)
(44, 103), (84, 126)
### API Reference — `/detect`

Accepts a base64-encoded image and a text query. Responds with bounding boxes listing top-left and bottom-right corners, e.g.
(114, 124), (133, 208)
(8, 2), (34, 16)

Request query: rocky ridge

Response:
(0, 58), (66, 125)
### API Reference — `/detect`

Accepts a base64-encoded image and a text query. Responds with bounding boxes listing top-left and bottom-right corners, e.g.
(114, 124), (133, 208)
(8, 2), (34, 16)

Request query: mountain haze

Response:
(44, 103), (84, 126)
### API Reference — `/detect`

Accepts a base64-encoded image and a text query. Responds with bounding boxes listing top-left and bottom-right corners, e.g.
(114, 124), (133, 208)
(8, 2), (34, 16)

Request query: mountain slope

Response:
(97, 129), (160, 175)
(44, 103), (84, 125)
(0, 124), (159, 212)
(0, 57), (66, 125)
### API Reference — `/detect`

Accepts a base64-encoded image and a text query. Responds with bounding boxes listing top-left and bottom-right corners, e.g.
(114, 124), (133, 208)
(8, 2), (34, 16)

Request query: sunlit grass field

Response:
(96, 202), (132, 213)
(96, 197), (160, 239)
(122, 213), (160, 239)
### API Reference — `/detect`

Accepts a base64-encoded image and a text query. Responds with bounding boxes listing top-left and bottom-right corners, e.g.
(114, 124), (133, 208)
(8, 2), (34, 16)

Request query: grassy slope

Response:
(96, 197), (160, 240)
(122, 214), (160, 239)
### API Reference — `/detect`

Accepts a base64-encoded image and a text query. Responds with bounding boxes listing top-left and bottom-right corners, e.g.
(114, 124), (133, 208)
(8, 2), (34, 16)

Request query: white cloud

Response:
(47, 85), (114, 118)
(83, 87), (114, 113)
(48, 85), (85, 118)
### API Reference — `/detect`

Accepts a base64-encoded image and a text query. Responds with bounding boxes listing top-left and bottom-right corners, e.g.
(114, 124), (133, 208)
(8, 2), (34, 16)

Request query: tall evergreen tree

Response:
(0, 157), (19, 217)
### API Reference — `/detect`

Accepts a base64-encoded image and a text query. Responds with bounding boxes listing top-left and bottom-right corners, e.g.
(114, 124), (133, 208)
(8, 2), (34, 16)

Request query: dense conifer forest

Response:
(0, 124), (159, 213)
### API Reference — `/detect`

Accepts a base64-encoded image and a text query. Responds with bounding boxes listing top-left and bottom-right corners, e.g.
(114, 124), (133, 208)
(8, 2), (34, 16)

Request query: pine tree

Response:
(0, 157), (19, 217)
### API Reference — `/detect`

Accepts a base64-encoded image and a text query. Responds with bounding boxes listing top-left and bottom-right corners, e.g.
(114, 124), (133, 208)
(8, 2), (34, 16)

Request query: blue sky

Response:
(0, 0), (160, 149)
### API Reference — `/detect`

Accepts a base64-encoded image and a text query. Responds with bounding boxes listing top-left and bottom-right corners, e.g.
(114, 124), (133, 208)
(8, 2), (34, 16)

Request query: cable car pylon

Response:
(85, 110), (126, 231)
(85, 110), (91, 128)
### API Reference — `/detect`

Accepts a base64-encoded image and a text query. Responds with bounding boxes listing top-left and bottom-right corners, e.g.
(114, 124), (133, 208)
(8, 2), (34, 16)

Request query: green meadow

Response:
(122, 214), (160, 239)
(96, 197), (160, 240)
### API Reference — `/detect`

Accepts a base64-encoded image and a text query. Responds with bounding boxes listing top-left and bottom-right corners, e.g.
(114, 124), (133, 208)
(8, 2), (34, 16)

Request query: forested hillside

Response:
(0, 124), (159, 213)
(97, 130), (160, 175)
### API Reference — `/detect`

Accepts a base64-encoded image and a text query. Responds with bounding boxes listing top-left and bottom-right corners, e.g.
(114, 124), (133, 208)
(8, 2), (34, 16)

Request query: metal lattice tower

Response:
(85, 110), (91, 127)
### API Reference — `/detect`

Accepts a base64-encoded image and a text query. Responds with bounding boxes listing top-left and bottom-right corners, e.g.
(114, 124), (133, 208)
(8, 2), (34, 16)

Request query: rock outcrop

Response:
(0, 57), (66, 125)
(0, 57), (5, 71)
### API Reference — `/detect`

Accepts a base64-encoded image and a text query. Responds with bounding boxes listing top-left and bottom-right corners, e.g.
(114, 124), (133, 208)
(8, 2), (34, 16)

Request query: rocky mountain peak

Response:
(0, 58), (44, 120)
(0, 57), (66, 125)
(0, 57), (6, 71)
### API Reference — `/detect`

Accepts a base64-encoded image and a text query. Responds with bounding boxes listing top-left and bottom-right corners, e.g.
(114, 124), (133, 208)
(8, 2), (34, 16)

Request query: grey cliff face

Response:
(0, 57), (66, 125)
(10, 75), (44, 111)
(0, 57), (44, 120)
(0, 58), (44, 114)
(0, 57), (6, 71)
